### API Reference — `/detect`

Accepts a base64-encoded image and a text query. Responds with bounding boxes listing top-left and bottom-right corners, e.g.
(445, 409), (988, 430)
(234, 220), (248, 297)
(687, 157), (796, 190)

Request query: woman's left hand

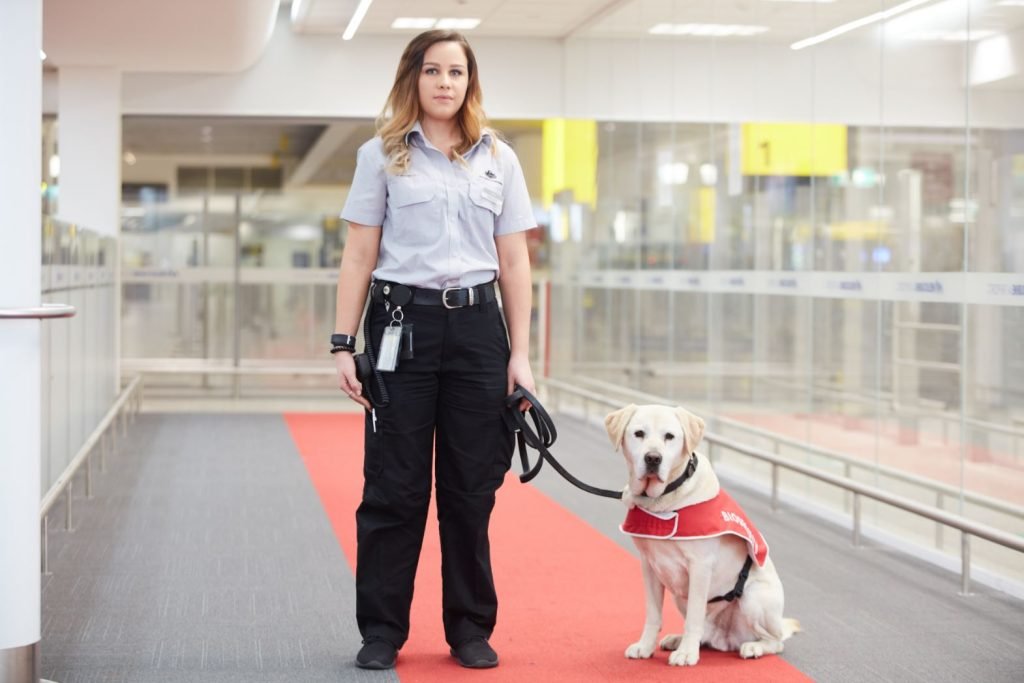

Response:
(506, 353), (536, 412)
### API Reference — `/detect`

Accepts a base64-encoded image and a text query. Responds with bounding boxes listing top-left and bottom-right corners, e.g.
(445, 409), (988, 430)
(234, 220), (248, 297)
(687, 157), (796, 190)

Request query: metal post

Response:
(41, 517), (49, 575)
(85, 452), (92, 499)
(100, 432), (106, 472)
(935, 491), (944, 550)
(111, 418), (118, 454)
(64, 481), (73, 531)
(771, 463), (779, 512)
(843, 462), (852, 513)
(852, 493), (861, 547)
(960, 532), (971, 596)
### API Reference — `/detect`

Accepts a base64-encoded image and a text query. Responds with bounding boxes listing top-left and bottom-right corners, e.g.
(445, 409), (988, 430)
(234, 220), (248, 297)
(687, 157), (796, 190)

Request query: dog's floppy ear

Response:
(675, 407), (706, 454)
(604, 404), (638, 452)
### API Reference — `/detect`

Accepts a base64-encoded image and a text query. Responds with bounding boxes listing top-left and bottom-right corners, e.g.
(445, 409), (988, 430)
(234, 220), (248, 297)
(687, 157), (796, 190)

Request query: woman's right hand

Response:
(335, 351), (371, 410)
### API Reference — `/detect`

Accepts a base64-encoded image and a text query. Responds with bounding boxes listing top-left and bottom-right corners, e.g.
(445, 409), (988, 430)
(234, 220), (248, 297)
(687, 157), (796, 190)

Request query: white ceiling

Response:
(43, 0), (280, 72)
(42, 0), (1024, 71)
(296, 0), (1024, 41)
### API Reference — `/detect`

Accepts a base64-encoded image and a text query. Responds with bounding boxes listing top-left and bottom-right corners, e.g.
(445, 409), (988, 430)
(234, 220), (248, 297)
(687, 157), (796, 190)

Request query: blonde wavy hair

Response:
(377, 30), (490, 174)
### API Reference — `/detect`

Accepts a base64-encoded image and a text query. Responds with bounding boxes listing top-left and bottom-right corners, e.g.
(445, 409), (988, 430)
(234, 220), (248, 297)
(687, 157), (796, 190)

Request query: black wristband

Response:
(330, 333), (357, 350)
(330, 346), (354, 355)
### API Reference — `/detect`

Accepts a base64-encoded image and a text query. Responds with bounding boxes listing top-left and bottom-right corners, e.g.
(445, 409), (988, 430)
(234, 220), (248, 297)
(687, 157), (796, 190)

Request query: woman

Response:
(332, 30), (536, 670)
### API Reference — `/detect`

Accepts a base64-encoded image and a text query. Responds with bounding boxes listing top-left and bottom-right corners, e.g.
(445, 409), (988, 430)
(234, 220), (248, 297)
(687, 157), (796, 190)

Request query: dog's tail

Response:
(781, 618), (802, 641)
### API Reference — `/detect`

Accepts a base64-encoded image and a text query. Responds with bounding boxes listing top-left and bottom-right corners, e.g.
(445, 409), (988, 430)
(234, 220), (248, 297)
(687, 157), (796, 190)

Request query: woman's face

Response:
(417, 41), (469, 125)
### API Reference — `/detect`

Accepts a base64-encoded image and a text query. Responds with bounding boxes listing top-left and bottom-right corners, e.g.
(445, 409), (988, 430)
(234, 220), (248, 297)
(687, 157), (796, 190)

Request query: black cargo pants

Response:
(355, 293), (514, 649)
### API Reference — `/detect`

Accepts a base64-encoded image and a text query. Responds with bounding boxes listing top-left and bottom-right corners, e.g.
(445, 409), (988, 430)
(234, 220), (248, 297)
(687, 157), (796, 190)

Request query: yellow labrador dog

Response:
(605, 404), (799, 667)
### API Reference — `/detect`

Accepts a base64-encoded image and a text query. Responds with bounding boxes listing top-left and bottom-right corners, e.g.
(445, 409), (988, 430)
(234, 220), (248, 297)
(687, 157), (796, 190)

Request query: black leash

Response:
(503, 385), (622, 499)
(503, 385), (699, 501)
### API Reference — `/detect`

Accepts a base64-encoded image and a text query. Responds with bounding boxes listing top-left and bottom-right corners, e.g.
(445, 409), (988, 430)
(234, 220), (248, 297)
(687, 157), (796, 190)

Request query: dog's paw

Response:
(667, 642), (700, 667)
(659, 634), (682, 651)
(624, 641), (655, 659)
(740, 640), (782, 659)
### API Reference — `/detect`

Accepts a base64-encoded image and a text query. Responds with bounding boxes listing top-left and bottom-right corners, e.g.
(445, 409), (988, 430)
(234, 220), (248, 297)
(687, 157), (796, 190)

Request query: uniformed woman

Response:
(331, 30), (536, 671)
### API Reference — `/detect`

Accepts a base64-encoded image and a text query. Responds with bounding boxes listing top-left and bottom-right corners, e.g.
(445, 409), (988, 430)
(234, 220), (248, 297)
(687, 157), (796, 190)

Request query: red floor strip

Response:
(286, 413), (811, 682)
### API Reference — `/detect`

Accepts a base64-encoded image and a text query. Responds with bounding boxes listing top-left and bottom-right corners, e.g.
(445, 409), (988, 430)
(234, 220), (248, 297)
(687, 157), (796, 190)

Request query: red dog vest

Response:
(620, 490), (769, 567)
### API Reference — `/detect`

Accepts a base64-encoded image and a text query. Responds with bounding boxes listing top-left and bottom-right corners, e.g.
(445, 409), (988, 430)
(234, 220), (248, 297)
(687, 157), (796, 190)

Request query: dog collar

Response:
(637, 452), (698, 499)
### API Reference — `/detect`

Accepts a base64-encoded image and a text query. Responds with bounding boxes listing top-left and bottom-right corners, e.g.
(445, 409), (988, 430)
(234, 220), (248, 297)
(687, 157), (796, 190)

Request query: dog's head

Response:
(604, 404), (706, 498)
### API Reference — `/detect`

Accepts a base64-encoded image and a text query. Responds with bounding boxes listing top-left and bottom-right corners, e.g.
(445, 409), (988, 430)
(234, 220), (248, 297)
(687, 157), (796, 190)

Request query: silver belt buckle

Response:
(442, 286), (474, 309)
(442, 287), (460, 309)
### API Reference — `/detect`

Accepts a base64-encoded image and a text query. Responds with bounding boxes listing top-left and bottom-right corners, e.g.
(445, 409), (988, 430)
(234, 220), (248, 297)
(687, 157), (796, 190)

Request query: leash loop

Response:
(504, 385), (623, 500)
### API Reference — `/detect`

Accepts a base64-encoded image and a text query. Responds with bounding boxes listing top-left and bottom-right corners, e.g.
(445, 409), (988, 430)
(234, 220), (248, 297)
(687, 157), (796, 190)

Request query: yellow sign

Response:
(828, 220), (887, 241)
(741, 123), (847, 176)
(542, 119), (597, 209)
(688, 188), (716, 244)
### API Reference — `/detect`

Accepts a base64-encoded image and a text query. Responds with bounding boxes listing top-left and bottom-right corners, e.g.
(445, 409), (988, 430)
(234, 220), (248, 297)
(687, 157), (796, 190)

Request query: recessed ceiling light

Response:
(650, 23), (769, 37)
(436, 18), (481, 30)
(392, 17), (437, 29)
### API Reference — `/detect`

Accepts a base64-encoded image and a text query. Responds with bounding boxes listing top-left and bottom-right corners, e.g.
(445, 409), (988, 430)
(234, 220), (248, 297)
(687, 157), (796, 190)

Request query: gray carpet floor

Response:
(40, 412), (1024, 682)
(40, 414), (393, 683)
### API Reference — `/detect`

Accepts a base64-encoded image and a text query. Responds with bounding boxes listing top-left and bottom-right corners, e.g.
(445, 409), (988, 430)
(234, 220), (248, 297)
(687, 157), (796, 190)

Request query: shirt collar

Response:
(405, 120), (493, 153)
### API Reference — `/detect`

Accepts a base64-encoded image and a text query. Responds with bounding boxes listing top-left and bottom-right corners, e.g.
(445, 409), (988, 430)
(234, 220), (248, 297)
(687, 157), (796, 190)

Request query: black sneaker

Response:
(356, 638), (397, 669)
(450, 637), (499, 669)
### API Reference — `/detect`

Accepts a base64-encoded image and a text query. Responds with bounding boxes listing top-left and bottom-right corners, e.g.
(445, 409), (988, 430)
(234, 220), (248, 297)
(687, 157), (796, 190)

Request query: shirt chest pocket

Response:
(387, 174), (441, 245)
(469, 176), (504, 216)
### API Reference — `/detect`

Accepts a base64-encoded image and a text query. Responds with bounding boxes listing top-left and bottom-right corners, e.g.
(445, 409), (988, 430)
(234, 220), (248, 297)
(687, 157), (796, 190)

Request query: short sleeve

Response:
(341, 138), (387, 227)
(494, 143), (537, 236)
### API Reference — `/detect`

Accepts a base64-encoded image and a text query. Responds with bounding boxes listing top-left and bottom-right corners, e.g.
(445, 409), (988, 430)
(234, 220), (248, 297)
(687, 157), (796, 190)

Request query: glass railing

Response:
(40, 217), (117, 496)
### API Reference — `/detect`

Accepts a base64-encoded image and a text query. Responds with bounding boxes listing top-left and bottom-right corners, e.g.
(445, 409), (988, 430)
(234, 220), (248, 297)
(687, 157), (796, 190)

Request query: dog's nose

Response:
(644, 453), (662, 470)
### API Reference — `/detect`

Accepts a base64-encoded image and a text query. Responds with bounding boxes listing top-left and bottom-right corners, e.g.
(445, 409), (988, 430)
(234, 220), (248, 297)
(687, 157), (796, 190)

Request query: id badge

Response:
(376, 325), (402, 372)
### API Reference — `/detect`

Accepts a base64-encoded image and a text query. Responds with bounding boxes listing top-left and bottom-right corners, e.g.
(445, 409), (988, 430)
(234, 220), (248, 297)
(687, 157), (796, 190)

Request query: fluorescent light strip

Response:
(392, 17), (437, 29)
(343, 0), (375, 41)
(436, 18), (481, 30)
(650, 23), (769, 37)
(790, 0), (935, 50)
(997, 1), (1024, 6)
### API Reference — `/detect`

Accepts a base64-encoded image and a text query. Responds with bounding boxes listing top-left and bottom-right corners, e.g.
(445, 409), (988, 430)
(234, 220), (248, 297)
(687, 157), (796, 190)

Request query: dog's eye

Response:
(633, 430), (645, 439)
(664, 433), (675, 441)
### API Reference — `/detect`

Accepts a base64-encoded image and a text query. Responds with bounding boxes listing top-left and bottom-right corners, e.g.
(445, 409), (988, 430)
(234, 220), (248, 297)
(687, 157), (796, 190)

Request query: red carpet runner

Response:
(286, 413), (810, 682)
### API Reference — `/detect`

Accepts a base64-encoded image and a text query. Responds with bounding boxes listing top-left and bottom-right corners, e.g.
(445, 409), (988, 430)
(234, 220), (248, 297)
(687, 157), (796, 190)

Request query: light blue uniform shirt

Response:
(341, 121), (536, 290)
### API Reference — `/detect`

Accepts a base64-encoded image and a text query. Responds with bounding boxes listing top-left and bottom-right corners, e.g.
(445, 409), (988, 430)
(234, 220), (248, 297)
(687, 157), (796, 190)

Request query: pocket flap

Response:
(470, 179), (504, 214)
(390, 176), (434, 208)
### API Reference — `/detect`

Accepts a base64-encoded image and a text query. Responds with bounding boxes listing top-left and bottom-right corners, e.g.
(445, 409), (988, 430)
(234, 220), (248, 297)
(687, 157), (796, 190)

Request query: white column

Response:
(57, 66), (122, 393)
(0, 0), (43, 680)
(56, 67), (122, 237)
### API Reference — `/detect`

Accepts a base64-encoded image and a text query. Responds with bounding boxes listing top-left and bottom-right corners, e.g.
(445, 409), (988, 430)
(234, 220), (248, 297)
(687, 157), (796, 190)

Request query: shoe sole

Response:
(356, 659), (395, 670)
(449, 649), (498, 669)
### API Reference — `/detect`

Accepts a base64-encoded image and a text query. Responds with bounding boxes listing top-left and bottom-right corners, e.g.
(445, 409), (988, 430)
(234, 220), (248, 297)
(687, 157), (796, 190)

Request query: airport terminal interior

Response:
(3, 0), (1024, 681)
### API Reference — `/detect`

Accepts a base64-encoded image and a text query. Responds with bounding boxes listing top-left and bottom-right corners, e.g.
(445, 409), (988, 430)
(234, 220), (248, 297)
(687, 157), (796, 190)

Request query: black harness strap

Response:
(708, 555), (755, 604)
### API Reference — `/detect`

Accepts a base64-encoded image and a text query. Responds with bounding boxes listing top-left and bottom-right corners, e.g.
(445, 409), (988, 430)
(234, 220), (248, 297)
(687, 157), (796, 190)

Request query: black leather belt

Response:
(370, 281), (497, 309)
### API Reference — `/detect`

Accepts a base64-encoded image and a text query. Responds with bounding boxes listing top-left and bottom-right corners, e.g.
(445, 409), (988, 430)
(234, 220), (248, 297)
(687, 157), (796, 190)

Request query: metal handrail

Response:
(539, 377), (1024, 594)
(0, 303), (76, 319)
(39, 376), (142, 574)
(565, 374), (1024, 520)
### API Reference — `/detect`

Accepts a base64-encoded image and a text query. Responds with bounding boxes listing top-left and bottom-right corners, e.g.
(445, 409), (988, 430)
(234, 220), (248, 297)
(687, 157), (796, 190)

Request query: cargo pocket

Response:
(363, 409), (384, 478)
